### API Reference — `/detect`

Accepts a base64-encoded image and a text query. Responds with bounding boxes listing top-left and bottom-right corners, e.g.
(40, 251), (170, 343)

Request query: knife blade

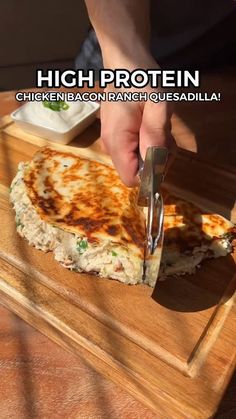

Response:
(138, 147), (168, 284)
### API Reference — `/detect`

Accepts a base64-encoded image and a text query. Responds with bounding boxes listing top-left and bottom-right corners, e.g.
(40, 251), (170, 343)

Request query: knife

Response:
(137, 146), (169, 285)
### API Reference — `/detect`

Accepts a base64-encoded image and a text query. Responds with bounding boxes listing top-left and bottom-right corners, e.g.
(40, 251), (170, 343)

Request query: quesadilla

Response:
(10, 147), (235, 286)
(10, 147), (145, 284)
(146, 190), (235, 286)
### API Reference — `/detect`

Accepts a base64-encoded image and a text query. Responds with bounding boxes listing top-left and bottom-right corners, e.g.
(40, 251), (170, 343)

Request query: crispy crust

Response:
(162, 190), (234, 250)
(23, 147), (146, 257)
(11, 147), (234, 287)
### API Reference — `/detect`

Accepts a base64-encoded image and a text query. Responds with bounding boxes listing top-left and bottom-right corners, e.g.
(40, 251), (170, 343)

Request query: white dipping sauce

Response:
(16, 100), (94, 133)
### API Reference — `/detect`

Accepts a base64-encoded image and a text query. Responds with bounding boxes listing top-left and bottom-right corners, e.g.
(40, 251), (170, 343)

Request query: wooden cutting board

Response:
(0, 121), (235, 418)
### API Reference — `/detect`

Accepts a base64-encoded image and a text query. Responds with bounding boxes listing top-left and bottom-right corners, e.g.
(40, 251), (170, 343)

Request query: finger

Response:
(100, 100), (142, 186)
(139, 101), (173, 159)
(103, 131), (139, 187)
(100, 138), (108, 154)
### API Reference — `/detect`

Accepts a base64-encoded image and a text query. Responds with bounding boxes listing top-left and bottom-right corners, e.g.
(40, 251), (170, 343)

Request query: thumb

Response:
(139, 101), (177, 163)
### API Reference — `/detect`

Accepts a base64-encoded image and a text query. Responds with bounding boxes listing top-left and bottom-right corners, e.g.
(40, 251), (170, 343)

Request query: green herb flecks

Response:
(16, 218), (23, 228)
(222, 231), (236, 242)
(43, 100), (69, 112)
(111, 250), (118, 257)
(76, 239), (88, 254)
(71, 266), (79, 272)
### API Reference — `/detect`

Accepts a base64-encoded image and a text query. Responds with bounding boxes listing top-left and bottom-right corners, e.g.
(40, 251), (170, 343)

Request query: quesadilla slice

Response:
(147, 190), (235, 286)
(10, 147), (145, 284)
(10, 147), (235, 287)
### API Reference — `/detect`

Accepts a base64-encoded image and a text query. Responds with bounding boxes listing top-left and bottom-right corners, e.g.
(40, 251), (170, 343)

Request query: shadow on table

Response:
(152, 253), (236, 312)
(214, 371), (236, 418)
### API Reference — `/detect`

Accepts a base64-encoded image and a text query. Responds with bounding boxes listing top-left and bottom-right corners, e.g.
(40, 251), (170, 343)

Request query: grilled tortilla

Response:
(146, 191), (235, 286)
(10, 147), (146, 284)
(10, 147), (235, 286)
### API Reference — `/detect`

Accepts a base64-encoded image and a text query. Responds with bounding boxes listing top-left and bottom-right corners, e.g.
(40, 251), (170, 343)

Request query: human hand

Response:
(84, 0), (176, 185)
(100, 85), (176, 186)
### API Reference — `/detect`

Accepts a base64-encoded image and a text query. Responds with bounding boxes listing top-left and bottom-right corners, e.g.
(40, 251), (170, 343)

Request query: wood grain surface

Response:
(0, 70), (236, 418)
(0, 303), (158, 419)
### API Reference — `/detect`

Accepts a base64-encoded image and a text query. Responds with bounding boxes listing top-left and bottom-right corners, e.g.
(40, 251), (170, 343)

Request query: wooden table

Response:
(0, 69), (235, 418)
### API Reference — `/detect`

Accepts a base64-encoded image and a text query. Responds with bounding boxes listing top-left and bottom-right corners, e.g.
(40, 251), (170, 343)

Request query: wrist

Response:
(100, 37), (157, 71)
